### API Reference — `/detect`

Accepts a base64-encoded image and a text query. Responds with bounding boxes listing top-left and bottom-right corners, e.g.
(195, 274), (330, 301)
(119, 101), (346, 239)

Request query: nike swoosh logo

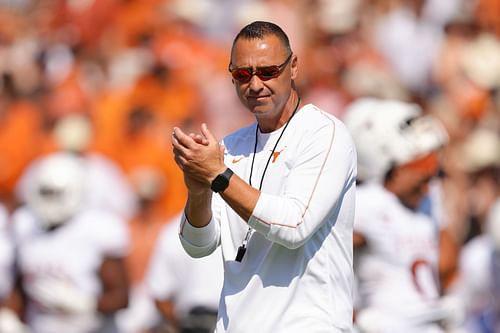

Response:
(232, 157), (244, 164)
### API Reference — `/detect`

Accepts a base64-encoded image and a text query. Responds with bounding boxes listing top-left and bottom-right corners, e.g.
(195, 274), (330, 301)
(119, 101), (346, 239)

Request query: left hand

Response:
(172, 123), (226, 185)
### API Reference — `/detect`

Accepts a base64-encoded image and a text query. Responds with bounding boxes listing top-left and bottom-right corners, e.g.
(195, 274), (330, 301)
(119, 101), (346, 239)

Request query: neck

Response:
(258, 91), (301, 133)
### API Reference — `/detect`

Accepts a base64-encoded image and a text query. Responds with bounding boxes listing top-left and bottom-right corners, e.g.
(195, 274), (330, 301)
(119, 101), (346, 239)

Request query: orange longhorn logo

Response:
(272, 148), (286, 163)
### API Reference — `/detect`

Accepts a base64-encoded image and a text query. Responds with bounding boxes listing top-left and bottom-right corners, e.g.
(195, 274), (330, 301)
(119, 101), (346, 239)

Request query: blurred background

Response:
(0, 0), (498, 332)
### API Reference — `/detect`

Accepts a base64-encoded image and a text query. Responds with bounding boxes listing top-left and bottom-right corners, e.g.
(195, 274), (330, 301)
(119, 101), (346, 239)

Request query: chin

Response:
(247, 95), (273, 107)
(248, 103), (270, 115)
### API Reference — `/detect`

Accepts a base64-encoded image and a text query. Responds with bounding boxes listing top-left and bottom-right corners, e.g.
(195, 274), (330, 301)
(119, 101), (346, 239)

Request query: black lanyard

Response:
(235, 98), (301, 262)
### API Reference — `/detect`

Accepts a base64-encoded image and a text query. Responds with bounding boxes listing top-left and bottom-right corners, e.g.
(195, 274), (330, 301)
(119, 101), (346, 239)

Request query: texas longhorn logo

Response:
(271, 147), (286, 163)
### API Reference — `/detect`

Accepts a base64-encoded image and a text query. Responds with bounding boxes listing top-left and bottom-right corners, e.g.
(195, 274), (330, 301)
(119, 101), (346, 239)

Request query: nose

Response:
(248, 73), (264, 92)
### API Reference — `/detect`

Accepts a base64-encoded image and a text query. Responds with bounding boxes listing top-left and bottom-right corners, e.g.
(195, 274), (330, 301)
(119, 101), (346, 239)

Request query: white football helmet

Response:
(26, 153), (85, 228)
(343, 98), (448, 182)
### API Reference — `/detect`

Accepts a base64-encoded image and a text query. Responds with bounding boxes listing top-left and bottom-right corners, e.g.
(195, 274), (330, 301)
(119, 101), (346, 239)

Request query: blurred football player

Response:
(16, 113), (138, 221)
(1, 152), (129, 333)
(458, 199), (500, 333)
(343, 98), (462, 333)
(146, 213), (223, 333)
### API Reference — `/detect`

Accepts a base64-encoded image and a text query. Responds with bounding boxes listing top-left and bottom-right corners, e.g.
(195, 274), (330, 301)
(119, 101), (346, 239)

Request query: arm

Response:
(154, 299), (177, 327)
(173, 124), (259, 224)
(0, 276), (29, 333)
(173, 120), (356, 249)
(0, 276), (25, 321)
(172, 125), (227, 257)
(96, 257), (129, 313)
(438, 228), (459, 292)
(246, 122), (356, 248)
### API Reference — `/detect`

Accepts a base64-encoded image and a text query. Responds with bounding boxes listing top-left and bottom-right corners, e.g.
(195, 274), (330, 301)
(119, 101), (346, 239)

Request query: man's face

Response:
(230, 35), (297, 120)
(386, 153), (439, 210)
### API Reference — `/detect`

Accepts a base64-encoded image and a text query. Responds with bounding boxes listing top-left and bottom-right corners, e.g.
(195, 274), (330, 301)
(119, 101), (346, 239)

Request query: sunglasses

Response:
(229, 53), (293, 83)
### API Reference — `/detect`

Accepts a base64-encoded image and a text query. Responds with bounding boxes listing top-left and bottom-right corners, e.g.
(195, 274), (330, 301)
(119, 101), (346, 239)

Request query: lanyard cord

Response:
(249, 97), (301, 189)
(235, 97), (301, 262)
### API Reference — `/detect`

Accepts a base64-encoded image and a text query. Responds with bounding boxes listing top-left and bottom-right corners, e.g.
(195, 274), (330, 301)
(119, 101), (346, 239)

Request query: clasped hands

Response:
(172, 123), (226, 193)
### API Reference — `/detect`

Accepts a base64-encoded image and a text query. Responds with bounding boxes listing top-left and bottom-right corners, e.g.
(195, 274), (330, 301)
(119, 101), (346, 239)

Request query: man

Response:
(172, 21), (357, 333)
(1, 152), (129, 333)
(342, 98), (462, 333)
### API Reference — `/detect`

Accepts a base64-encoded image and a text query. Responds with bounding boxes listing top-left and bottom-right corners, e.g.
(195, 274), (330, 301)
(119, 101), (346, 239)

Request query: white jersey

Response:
(354, 182), (443, 331)
(146, 215), (223, 322)
(11, 207), (129, 333)
(0, 204), (14, 299)
(459, 235), (496, 313)
(180, 104), (357, 333)
(457, 235), (500, 332)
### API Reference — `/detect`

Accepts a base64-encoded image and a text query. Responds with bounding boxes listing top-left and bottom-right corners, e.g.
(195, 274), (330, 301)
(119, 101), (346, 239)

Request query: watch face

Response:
(212, 175), (229, 193)
(211, 169), (233, 193)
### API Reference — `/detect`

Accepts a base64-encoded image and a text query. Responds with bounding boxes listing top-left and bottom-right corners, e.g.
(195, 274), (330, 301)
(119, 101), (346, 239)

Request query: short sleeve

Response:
(92, 211), (130, 258)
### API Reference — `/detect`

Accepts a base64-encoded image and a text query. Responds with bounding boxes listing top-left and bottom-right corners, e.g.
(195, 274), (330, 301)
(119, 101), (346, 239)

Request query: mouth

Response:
(247, 95), (270, 103)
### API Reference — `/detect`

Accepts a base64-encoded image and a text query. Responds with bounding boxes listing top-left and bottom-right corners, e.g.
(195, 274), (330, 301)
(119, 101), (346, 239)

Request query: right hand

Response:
(172, 124), (226, 186)
(181, 131), (212, 195)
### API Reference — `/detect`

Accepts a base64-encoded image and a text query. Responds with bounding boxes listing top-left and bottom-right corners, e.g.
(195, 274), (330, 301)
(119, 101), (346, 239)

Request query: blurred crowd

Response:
(0, 0), (499, 332)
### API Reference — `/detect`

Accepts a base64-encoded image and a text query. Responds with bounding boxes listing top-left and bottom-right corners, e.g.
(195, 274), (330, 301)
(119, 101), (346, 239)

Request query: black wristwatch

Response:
(210, 168), (234, 193)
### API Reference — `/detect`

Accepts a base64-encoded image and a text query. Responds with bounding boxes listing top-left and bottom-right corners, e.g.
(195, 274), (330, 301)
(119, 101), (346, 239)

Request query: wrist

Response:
(210, 167), (234, 193)
(188, 187), (212, 196)
(209, 165), (229, 183)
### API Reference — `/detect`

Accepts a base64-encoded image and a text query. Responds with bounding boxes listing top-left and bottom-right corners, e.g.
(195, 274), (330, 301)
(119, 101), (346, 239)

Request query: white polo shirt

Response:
(180, 104), (357, 333)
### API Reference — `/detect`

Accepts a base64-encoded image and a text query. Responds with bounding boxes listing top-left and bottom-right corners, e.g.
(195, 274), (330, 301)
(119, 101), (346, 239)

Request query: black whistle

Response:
(235, 245), (246, 262)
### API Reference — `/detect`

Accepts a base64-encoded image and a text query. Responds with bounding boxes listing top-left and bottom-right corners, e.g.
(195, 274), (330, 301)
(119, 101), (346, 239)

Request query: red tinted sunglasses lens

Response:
(232, 69), (253, 83)
(256, 66), (280, 80)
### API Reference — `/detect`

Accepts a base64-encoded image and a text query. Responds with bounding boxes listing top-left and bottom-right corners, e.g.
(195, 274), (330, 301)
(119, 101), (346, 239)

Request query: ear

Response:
(290, 54), (298, 80)
(232, 79), (235, 84)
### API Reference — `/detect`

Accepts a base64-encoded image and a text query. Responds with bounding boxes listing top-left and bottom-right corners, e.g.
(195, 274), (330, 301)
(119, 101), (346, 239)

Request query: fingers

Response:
(173, 127), (210, 149)
(172, 129), (202, 160)
(172, 124), (214, 159)
(172, 127), (198, 149)
(201, 123), (217, 143)
(172, 123), (225, 179)
(173, 152), (188, 170)
(172, 136), (190, 160)
(189, 133), (209, 145)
